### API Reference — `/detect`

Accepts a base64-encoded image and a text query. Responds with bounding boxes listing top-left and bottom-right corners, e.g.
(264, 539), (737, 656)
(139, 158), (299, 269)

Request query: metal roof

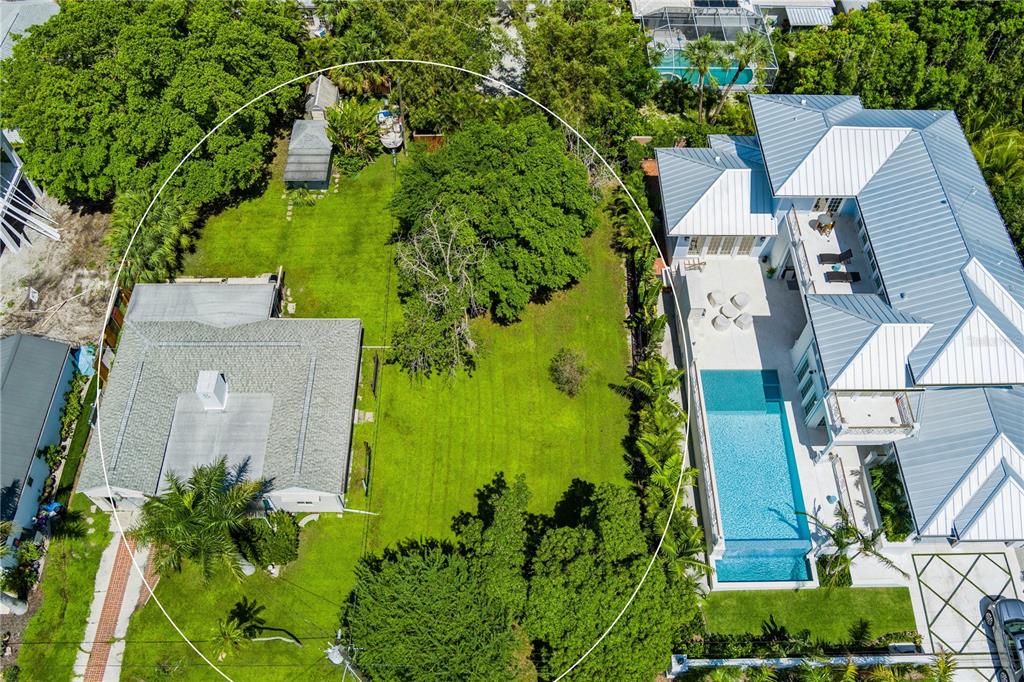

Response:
(750, 95), (1024, 386)
(305, 75), (339, 114)
(284, 120), (332, 182)
(805, 294), (930, 390)
(655, 147), (775, 237)
(785, 6), (834, 26)
(126, 283), (276, 327)
(80, 313), (362, 498)
(1, 0), (59, 60)
(0, 333), (70, 520)
(896, 386), (1024, 541)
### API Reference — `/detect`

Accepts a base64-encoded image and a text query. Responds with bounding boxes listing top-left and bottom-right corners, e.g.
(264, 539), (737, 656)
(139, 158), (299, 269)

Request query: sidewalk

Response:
(74, 513), (150, 682)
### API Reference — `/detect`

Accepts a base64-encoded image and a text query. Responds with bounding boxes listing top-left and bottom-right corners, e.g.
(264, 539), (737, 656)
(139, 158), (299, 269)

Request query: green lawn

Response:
(119, 150), (631, 679)
(704, 588), (917, 642)
(18, 495), (113, 680)
(183, 142), (401, 345)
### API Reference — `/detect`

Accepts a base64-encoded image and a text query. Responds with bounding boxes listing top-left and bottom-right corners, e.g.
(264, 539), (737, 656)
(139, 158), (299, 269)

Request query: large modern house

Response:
(78, 281), (362, 514)
(656, 94), (1024, 588)
(1, 333), (75, 562)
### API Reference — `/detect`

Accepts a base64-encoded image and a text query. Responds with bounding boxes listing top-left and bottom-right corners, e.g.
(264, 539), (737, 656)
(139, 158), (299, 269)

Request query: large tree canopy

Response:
(307, 0), (502, 133)
(517, 0), (659, 154)
(391, 114), (595, 325)
(0, 0), (302, 206)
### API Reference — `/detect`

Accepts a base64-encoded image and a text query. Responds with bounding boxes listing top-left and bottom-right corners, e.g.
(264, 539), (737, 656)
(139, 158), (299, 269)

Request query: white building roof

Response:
(776, 126), (910, 196)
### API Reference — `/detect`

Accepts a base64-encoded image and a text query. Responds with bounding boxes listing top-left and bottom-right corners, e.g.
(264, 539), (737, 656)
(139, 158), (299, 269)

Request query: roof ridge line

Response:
(668, 171), (730, 234)
(921, 428), (1003, 533)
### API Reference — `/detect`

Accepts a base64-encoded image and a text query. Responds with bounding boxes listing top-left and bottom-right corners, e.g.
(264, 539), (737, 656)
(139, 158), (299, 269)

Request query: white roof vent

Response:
(196, 371), (228, 411)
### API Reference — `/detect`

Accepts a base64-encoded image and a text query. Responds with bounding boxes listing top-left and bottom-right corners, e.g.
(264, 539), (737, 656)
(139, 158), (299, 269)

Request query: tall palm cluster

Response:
(801, 505), (908, 589)
(107, 190), (198, 286)
(130, 458), (263, 581)
(697, 651), (956, 682)
(608, 183), (707, 578)
(682, 31), (771, 124)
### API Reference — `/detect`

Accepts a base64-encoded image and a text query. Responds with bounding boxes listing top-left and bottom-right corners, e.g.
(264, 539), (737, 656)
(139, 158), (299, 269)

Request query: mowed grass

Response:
(704, 588), (917, 642)
(119, 149), (631, 679)
(18, 495), (113, 680)
(183, 142), (400, 345)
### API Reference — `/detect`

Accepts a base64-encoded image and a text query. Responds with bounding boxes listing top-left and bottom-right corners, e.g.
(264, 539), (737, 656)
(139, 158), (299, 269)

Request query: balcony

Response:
(825, 391), (918, 444)
(785, 207), (877, 296)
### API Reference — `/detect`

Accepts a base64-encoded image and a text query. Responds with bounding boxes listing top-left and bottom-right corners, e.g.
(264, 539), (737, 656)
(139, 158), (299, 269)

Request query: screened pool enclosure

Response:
(641, 4), (778, 88)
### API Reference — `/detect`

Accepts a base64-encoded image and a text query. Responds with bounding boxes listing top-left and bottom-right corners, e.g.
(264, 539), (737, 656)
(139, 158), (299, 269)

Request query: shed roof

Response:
(1, 333), (69, 520)
(305, 75), (339, 113)
(655, 146), (774, 237)
(896, 386), (1024, 541)
(750, 94), (1024, 386)
(284, 119), (332, 182)
(785, 6), (834, 26)
(80, 309), (361, 498)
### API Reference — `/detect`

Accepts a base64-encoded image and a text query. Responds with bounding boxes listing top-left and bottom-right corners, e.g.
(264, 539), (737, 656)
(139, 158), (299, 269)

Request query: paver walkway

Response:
(82, 536), (136, 682)
(913, 552), (1020, 682)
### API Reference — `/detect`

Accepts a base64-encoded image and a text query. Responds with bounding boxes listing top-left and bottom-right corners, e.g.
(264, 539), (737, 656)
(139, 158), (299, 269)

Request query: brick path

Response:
(83, 536), (136, 682)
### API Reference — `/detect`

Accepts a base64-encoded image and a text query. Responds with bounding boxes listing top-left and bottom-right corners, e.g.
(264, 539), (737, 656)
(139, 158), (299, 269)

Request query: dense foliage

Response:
(548, 347), (590, 396)
(345, 475), (699, 682)
(59, 372), (89, 442)
(389, 115), (596, 374)
(774, 1), (1024, 256)
(516, 0), (659, 154)
(308, 0), (501, 132)
(234, 511), (300, 569)
(869, 460), (913, 542)
(325, 97), (383, 173)
(0, 0), (302, 206)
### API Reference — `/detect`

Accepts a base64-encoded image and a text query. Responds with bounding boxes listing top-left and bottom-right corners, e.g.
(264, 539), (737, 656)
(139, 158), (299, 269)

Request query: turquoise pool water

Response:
(657, 51), (755, 86)
(700, 370), (811, 582)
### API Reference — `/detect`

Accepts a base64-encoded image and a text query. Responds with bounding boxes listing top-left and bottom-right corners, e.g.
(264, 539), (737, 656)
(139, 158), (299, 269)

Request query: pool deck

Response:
(675, 257), (844, 587)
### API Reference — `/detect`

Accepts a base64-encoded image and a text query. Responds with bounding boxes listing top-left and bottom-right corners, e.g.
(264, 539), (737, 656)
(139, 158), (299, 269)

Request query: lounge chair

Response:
(712, 315), (730, 331)
(824, 270), (861, 283)
(734, 312), (753, 330)
(707, 290), (726, 306)
(731, 292), (750, 309)
(720, 302), (740, 319)
(817, 249), (854, 265)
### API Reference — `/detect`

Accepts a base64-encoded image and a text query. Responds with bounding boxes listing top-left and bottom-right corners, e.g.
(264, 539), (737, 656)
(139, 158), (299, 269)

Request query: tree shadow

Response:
(49, 509), (88, 540)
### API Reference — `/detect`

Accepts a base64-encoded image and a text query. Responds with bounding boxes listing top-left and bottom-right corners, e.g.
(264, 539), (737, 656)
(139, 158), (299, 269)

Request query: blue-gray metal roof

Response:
(895, 386), (1024, 537)
(655, 147), (773, 235)
(750, 95), (1024, 383)
(805, 294), (924, 386)
(1, 333), (70, 520)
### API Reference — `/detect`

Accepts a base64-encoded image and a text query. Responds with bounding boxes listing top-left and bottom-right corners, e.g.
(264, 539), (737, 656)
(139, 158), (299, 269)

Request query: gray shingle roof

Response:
(284, 120), (332, 182)
(1, 333), (69, 520)
(80, 317), (361, 498)
(305, 75), (339, 114)
(126, 283), (276, 326)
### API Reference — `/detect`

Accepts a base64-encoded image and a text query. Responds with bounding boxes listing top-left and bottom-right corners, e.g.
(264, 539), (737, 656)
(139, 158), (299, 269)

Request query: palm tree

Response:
(710, 31), (771, 123)
(215, 616), (248, 661)
(928, 651), (956, 682)
(625, 355), (685, 413)
(683, 35), (729, 124)
(801, 505), (908, 588)
(108, 190), (197, 285)
(130, 458), (263, 581)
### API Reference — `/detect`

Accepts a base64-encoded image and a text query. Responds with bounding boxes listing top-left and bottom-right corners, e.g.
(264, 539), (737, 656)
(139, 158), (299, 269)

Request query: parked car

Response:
(986, 597), (1024, 682)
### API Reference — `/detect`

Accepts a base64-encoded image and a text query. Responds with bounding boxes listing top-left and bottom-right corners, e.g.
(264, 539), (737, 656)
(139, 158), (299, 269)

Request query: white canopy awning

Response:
(787, 6), (834, 26)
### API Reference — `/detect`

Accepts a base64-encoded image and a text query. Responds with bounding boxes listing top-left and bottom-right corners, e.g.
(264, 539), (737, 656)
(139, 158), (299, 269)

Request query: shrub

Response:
(1, 543), (44, 599)
(39, 443), (64, 471)
(870, 460), (913, 542)
(234, 512), (300, 569)
(3, 665), (20, 682)
(549, 348), (589, 397)
(59, 372), (88, 441)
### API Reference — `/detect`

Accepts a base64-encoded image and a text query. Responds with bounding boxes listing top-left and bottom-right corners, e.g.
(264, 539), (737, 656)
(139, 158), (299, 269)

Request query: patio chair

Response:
(731, 292), (750, 309)
(734, 312), (753, 330)
(817, 249), (854, 265)
(707, 290), (726, 306)
(720, 302), (740, 318)
(712, 315), (730, 332)
(824, 270), (861, 283)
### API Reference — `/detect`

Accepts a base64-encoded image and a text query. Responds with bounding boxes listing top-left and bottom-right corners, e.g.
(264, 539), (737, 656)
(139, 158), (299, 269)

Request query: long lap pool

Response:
(700, 369), (812, 582)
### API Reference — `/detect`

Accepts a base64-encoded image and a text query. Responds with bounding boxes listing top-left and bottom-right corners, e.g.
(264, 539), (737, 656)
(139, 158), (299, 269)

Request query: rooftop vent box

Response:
(196, 371), (228, 411)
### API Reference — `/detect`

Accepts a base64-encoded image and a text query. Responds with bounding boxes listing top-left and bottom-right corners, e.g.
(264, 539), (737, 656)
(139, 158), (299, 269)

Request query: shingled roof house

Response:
(78, 282), (362, 514)
(1, 333), (74, 560)
(655, 94), (1024, 585)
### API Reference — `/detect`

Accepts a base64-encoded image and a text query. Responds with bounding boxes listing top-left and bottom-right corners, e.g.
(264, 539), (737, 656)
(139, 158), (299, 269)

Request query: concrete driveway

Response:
(913, 552), (1020, 681)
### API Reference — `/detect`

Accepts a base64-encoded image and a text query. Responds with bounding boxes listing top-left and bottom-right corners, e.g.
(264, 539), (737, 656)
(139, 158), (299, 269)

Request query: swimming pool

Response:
(700, 370), (811, 582)
(657, 51), (755, 86)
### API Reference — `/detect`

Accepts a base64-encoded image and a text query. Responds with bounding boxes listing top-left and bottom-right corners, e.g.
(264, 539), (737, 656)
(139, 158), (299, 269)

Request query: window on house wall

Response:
(738, 235), (756, 255)
(826, 197), (843, 213)
(26, 477), (34, 488)
(707, 235), (726, 254)
(690, 236), (702, 255)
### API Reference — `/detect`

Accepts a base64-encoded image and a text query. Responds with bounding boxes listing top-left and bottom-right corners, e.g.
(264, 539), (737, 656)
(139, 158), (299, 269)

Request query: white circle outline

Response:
(91, 59), (695, 681)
